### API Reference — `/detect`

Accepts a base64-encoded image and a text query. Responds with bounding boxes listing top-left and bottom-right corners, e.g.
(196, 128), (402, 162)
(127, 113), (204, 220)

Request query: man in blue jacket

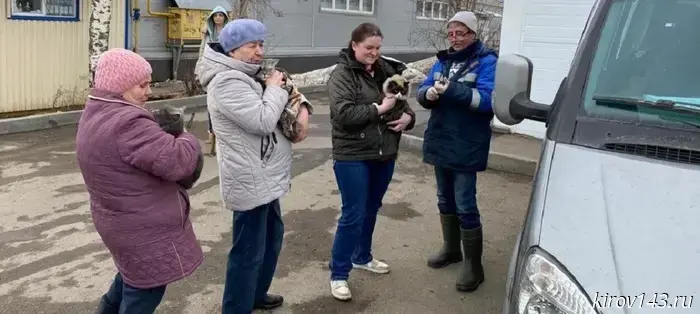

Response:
(415, 11), (497, 293)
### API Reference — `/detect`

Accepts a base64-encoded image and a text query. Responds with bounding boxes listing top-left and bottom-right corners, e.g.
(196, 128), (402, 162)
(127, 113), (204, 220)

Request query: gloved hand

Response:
(426, 86), (439, 101)
(433, 80), (449, 94)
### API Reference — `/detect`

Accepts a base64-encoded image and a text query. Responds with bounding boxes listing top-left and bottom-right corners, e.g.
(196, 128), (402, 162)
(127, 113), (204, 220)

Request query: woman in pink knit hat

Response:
(75, 48), (204, 313)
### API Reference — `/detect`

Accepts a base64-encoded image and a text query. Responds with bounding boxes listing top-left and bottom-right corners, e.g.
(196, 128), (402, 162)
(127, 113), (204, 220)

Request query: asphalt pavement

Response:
(0, 95), (532, 313)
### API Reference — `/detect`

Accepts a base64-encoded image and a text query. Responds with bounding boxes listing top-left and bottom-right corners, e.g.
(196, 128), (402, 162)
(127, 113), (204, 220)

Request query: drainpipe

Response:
(131, 0), (141, 52)
(311, 0), (316, 47)
(124, 0), (130, 49)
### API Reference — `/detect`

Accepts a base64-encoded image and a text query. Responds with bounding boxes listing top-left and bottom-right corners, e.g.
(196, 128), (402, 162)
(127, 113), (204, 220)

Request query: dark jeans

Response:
(434, 166), (481, 229)
(98, 273), (166, 314)
(222, 199), (284, 314)
(330, 159), (395, 280)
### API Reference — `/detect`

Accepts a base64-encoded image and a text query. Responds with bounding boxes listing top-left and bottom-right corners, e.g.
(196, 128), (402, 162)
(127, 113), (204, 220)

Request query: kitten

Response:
(151, 105), (204, 189)
(274, 67), (313, 141)
(433, 72), (449, 93)
(383, 74), (410, 100)
(382, 74), (410, 122)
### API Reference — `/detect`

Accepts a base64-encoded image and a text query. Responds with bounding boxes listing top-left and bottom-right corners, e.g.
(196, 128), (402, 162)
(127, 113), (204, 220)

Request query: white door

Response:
(495, 0), (596, 139)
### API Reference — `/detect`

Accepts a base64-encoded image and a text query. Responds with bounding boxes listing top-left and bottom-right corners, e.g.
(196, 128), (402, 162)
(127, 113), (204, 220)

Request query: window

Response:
(321, 0), (374, 15)
(9, 0), (79, 21)
(416, 0), (449, 20)
(581, 0), (700, 130)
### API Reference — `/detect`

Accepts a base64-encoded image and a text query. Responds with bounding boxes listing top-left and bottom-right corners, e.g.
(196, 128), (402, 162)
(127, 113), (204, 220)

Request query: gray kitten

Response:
(151, 105), (204, 189)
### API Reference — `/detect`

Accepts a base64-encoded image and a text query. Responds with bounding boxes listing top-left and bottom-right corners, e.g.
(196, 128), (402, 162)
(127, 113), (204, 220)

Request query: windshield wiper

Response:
(593, 95), (700, 115)
(593, 95), (700, 129)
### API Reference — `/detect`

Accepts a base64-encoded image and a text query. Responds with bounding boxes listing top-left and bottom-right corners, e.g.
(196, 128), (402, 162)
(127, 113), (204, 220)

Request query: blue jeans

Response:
(222, 199), (284, 314)
(330, 159), (395, 280)
(98, 273), (166, 314)
(434, 166), (481, 229)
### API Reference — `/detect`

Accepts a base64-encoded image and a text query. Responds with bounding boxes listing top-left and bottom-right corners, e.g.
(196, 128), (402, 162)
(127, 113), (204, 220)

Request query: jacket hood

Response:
(206, 6), (229, 43)
(336, 48), (408, 74)
(195, 43), (262, 88)
(337, 48), (362, 69)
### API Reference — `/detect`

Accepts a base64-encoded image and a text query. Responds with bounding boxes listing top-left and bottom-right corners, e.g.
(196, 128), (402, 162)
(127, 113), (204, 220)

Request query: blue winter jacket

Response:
(416, 40), (498, 172)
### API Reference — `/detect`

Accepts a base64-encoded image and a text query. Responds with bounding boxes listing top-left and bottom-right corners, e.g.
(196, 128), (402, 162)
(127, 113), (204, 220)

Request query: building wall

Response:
(134, 0), (454, 81)
(0, 0), (126, 113)
(493, 0), (593, 138)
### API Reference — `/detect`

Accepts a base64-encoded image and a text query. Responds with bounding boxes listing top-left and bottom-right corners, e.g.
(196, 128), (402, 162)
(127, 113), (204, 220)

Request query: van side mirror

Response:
(493, 54), (550, 125)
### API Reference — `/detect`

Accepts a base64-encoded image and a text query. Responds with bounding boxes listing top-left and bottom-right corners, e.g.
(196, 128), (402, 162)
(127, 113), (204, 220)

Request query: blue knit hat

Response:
(219, 19), (267, 52)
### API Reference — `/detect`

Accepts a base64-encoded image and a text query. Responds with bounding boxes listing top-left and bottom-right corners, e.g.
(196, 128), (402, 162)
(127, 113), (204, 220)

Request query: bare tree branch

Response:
(227, 0), (284, 20)
(226, 0), (284, 54)
(408, 0), (502, 52)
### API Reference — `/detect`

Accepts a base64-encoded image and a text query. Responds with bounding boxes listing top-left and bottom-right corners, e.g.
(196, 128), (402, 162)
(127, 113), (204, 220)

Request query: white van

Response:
(494, 0), (699, 313)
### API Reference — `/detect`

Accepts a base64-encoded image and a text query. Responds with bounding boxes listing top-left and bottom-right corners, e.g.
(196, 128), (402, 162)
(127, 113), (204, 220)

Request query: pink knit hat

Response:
(94, 48), (153, 94)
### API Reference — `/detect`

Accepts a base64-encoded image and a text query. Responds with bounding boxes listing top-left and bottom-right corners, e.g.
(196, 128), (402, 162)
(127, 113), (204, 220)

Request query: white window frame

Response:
(8, 0), (80, 21)
(416, 0), (449, 20)
(321, 0), (374, 16)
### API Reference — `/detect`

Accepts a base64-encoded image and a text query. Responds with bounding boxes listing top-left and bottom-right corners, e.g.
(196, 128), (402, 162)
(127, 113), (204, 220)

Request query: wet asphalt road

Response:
(0, 95), (531, 313)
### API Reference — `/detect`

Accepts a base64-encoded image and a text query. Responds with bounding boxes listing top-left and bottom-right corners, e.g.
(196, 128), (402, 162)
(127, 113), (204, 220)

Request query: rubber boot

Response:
(456, 226), (485, 292)
(427, 214), (463, 268)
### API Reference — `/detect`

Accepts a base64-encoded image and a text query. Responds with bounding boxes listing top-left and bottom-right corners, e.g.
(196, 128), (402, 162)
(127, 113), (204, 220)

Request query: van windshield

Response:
(581, 0), (700, 130)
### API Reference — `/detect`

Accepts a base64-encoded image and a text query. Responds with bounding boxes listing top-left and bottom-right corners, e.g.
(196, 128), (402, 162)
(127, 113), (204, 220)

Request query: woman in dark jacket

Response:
(326, 22), (416, 301)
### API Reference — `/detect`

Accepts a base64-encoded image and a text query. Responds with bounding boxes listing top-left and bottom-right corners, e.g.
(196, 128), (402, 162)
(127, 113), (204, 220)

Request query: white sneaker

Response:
(330, 280), (352, 301)
(352, 259), (390, 274)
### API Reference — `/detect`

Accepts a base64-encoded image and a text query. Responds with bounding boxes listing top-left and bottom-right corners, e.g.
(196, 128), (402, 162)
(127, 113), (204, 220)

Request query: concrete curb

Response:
(297, 85), (327, 94)
(0, 82), (402, 135)
(492, 124), (512, 134)
(0, 95), (208, 136)
(399, 134), (537, 177)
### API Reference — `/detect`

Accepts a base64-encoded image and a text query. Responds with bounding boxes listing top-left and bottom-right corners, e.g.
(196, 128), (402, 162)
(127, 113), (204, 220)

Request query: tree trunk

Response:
(228, 0), (249, 19)
(88, 0), (112, 87)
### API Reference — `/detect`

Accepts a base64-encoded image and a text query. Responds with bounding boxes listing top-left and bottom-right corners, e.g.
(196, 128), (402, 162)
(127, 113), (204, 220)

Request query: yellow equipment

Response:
(166, 8), (211, 42)
(146, 0), (224, 79)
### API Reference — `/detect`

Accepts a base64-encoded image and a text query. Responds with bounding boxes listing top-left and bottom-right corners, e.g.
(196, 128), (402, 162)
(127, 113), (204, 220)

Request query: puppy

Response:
(382, 74), (410, 122)
(151, 105), (204, 189)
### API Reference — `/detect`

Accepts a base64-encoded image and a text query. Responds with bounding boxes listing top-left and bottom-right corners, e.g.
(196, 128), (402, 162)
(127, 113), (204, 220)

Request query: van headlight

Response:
(514, 247), (599, 314)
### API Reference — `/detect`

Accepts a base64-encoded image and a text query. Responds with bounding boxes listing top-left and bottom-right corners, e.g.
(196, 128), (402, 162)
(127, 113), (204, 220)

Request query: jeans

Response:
(98, 273), (167, 314)
(434, 166), (481, 229)
(222, 199), (284, 314)
(330, 159), (395, 280)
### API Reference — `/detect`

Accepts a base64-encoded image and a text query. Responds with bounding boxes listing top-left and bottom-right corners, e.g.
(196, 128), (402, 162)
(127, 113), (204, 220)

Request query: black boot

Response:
(94, 296), (118, 314)
(427, 214), (463, 268)
(456, 226), (485, 292)
(254, 294), (284, 310)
